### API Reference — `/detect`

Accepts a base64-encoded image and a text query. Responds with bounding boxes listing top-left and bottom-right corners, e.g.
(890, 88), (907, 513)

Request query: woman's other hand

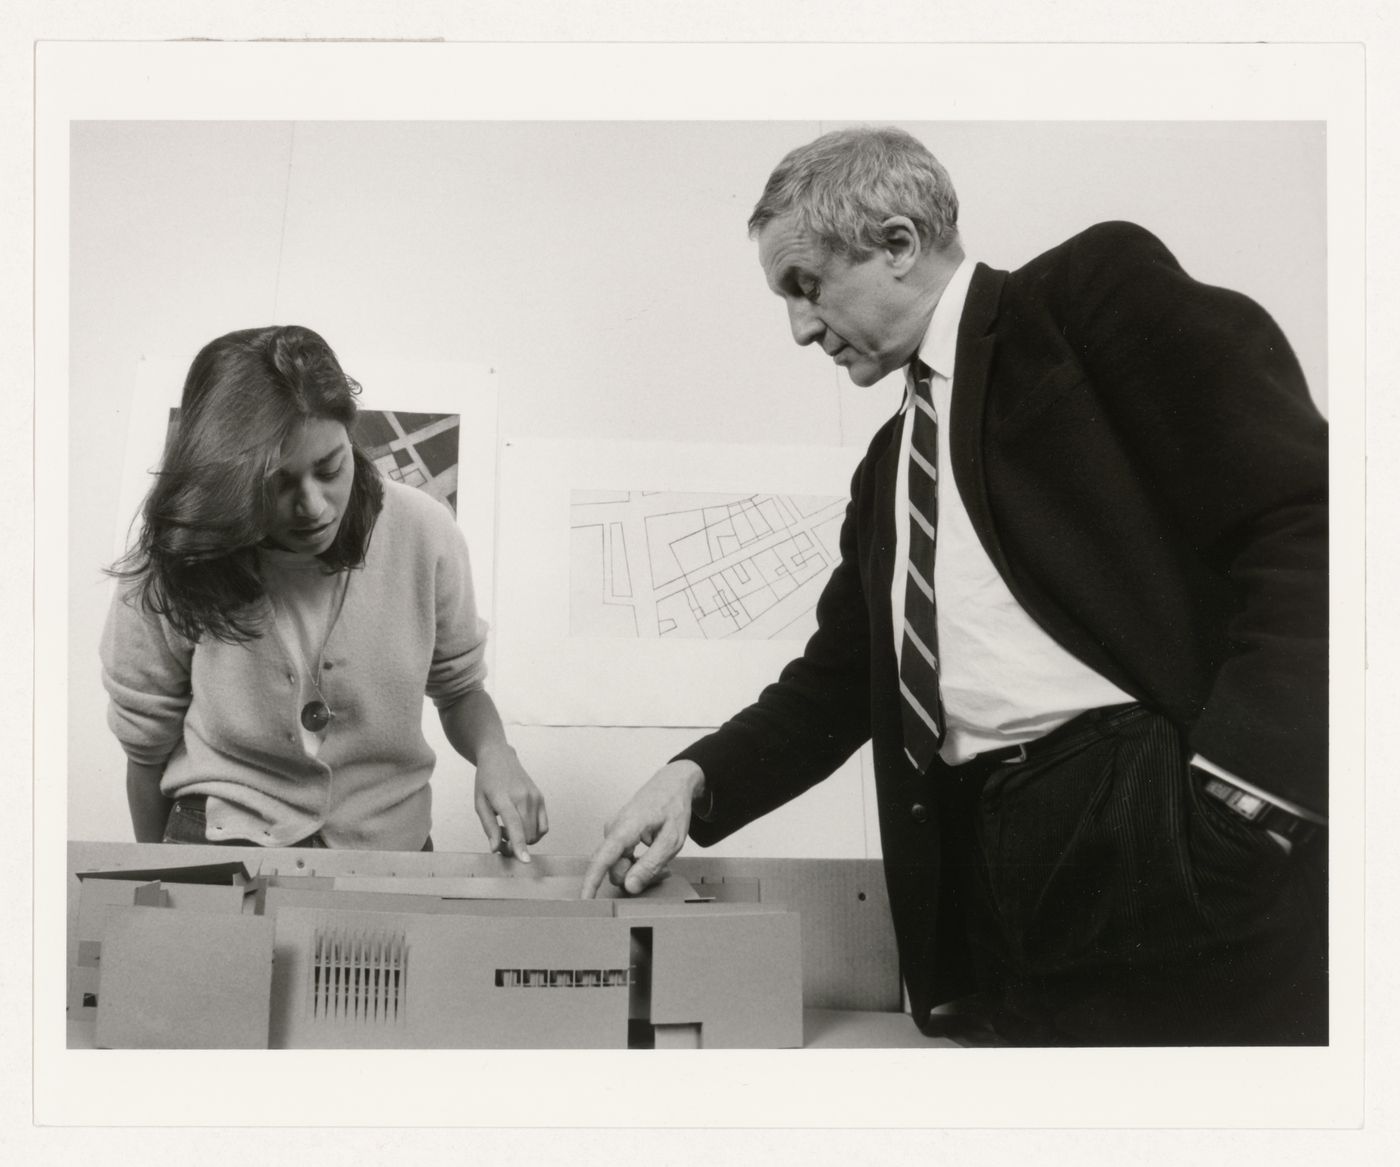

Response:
(473, 743), (548, 862)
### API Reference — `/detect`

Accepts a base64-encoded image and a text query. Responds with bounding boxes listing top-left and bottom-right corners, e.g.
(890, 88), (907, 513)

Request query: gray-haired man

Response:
(583, 127), (1327, 1046)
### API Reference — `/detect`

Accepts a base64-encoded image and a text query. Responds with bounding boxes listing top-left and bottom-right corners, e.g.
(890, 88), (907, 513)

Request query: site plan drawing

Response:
(570, 490), (845, 641)
(495, 439), (863, 727)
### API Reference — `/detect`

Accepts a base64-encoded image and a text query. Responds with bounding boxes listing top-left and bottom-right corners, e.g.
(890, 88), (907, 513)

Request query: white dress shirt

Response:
(890, 256), (1134, 765)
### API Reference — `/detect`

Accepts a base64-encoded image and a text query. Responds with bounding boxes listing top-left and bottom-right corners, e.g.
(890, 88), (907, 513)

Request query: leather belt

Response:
(963, 703), (1145, 770)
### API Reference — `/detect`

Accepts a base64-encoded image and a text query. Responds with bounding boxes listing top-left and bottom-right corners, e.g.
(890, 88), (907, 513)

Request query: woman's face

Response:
(265, 417), (355, 555)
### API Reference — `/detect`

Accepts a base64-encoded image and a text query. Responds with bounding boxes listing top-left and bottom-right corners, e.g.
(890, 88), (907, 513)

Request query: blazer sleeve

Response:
(676, 460), (876, 845)
(1060, 222), (1328, 814)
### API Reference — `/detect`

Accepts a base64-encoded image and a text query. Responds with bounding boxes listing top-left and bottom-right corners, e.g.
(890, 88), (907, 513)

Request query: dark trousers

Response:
(162, 796), (435, 852)
(935, 705), (1327, 1046)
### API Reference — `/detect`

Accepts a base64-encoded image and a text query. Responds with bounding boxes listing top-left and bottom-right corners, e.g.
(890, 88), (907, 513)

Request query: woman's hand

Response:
(438, 689), (548, 861)
(473, 742), (549, 862)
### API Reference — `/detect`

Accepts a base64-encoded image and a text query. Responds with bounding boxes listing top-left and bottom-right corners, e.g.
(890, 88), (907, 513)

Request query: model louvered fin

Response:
(308, 926), (408, 1024)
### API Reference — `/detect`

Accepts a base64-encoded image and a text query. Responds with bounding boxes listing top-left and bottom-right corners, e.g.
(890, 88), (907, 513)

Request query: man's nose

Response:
(787, 299), (823, 346)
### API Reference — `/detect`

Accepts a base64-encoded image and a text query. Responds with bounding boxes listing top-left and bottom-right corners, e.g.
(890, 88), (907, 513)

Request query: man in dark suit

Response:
(581, 126), (1328, 1046)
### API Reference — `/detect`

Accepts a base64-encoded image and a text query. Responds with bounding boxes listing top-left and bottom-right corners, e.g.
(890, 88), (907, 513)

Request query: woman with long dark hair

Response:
(102, 325), (547, 855)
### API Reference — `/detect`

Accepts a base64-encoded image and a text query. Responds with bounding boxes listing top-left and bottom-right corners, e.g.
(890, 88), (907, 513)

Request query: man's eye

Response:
(801, 280), (821, 303)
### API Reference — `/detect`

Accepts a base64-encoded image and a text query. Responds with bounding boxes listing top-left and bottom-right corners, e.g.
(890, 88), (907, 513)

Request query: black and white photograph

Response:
(19, 27), (1385, 1162)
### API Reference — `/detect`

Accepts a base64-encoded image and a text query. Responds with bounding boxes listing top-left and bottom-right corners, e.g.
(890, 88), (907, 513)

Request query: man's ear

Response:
(880, 215), (923, 276)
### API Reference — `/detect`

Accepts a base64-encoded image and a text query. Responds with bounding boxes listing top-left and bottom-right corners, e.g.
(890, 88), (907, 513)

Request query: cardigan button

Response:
(910, 803), (929, 823)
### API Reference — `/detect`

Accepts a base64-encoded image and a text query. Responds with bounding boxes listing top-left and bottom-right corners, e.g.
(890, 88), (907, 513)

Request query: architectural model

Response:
(74, 863), (803, 1050)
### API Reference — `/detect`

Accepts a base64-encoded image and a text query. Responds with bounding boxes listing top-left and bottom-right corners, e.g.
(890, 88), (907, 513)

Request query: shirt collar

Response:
(902, 255), (975, 408)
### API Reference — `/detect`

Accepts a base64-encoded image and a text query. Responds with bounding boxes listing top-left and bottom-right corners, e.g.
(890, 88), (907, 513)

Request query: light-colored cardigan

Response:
(101, 481), (488, 849)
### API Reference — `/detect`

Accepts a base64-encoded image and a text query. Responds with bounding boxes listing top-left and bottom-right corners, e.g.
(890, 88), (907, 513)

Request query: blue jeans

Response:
(162, 795), (434, 851)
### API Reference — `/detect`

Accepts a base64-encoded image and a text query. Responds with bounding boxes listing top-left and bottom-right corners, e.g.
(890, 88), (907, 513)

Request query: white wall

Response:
(68, 120), (1327, 852)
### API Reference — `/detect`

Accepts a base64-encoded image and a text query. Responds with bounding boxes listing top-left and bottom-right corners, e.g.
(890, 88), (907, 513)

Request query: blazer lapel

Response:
(864, 413), (904, 676)
(949, 263), (1018, 584)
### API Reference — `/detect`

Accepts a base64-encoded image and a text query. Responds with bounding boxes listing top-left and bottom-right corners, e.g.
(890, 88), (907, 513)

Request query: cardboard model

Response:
(76, 862), (803, 1049)
(94, 907), (275, 1049)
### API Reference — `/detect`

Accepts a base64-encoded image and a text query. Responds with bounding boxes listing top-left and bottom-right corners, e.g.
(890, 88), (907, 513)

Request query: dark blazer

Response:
(680, 221), (1329, 1023)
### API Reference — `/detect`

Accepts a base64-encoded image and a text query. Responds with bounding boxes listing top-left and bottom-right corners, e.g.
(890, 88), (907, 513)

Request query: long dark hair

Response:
(110, 325), (385, 643)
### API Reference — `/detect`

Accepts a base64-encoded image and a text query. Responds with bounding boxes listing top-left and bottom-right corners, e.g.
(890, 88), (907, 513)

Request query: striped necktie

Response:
(899, 357), (946, 772)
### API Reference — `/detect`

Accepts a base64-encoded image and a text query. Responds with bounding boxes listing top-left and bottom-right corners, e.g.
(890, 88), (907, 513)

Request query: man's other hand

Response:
(580, 761), (706, 898)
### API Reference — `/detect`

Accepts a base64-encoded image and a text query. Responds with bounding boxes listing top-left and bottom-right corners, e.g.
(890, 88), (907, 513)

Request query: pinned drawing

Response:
(570, 490), (845, 641)
(353, 410), (461, 515)
(495, 438), (863, 727)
